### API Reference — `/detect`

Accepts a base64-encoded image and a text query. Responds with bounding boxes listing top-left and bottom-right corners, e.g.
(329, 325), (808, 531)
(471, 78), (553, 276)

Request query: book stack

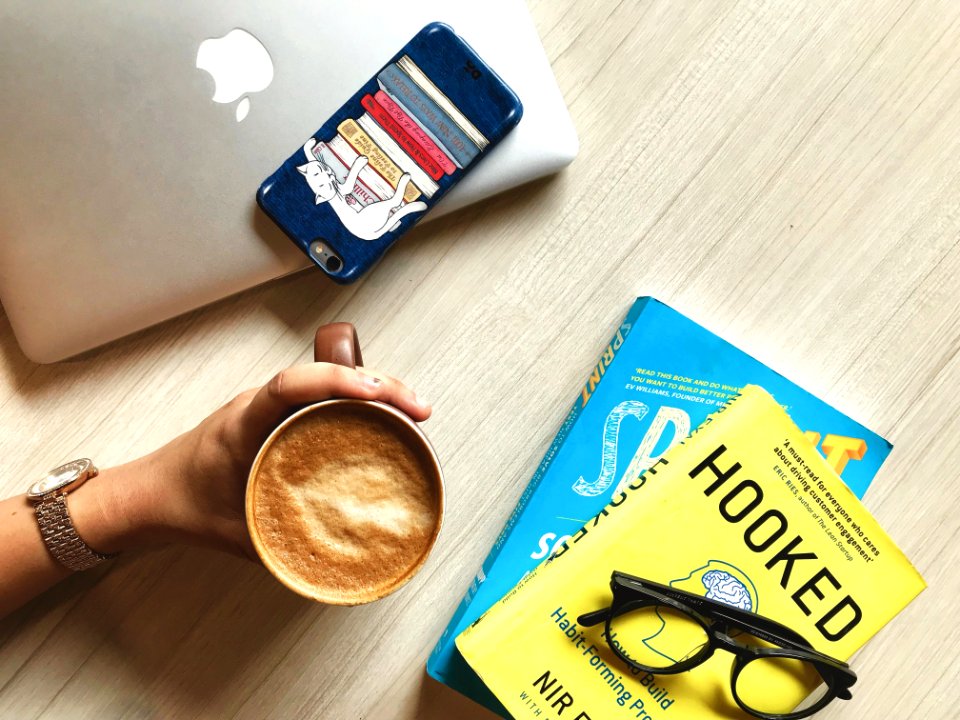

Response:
(456, 386), (925, 719)
(310, 55), (488, 210)
(428, 297), (911, 717)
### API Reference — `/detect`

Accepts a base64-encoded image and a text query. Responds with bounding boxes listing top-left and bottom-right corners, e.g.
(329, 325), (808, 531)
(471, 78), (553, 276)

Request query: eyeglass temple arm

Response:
(576, 608), (610, 627)
(710, 606), (811, 648)
(613, 572), (819, 652)
(652, 585), (812, 649)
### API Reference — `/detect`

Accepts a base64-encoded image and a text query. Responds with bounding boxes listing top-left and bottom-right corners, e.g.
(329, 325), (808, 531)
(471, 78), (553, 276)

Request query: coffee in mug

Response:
(245, 324), (443, 605)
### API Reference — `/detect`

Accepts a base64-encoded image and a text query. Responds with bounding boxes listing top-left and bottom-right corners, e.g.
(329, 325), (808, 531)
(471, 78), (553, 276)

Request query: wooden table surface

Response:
(2, 0), (958, 717)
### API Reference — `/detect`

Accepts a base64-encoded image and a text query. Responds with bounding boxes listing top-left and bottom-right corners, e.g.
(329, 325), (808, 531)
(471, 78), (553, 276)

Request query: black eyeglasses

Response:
(577, 571), (857, 720)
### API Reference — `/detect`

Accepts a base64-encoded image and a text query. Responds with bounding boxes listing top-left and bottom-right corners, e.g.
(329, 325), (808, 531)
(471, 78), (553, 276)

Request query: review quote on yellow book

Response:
(456, 385), (924, 720)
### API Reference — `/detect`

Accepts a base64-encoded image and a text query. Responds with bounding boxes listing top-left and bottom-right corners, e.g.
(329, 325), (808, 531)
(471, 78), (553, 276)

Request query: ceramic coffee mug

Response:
(245, 323), (444, 605)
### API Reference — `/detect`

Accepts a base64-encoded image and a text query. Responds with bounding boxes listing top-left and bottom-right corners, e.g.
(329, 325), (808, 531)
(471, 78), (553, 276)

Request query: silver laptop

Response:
(0, 0), (577, 362)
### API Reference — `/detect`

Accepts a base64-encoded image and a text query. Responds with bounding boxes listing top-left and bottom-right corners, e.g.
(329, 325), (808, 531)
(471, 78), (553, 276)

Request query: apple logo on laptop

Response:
(196, 29), (274, 122)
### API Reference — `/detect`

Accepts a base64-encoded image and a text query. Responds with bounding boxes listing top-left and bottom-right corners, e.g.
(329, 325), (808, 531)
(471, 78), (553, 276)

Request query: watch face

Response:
(27, 459), (93, 499)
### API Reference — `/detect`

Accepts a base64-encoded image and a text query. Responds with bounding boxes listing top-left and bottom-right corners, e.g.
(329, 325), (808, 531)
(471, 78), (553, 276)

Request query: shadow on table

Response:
(0, 545), (325, 716)
(414, 673), (501, 720)
(0, 172), (559, 395)
(256, 173), (560, 340)
(0, 266), (339, 397)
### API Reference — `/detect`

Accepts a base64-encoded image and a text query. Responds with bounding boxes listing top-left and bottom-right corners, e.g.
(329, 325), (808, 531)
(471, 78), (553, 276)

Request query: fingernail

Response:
(416, 395), (431, 409)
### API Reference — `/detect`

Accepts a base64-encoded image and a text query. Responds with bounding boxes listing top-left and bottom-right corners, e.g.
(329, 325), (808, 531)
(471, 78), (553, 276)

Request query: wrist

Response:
(68, 456), (171, 554)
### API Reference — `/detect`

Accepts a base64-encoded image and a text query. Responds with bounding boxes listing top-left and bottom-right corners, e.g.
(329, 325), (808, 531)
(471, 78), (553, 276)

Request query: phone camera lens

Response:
(325, 255), (343, 273)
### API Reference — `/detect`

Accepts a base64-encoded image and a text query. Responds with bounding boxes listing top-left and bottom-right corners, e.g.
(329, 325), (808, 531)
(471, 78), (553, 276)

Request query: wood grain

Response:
(2, 0), (959, 717)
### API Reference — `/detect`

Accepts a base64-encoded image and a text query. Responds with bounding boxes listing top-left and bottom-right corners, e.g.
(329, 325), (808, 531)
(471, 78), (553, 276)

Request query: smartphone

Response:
(257, 22), (523, 283)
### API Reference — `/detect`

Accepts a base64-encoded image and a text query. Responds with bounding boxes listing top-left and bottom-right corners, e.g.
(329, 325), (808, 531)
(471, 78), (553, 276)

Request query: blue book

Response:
(427, 297), (893, 716)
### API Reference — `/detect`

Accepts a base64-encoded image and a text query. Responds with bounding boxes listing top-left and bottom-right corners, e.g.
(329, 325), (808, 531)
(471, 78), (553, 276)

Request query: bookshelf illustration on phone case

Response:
(296, 55), (490, 242)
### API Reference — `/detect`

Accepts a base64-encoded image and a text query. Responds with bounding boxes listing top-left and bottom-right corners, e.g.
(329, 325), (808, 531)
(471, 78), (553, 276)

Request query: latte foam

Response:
(249, 402), (441, 603)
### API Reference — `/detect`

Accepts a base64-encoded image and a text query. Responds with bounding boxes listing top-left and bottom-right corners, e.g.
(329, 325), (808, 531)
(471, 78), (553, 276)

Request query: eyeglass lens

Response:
(607, 605), (710, 670)
(734, 633), (830, 716)
(610, 608), (831, 717)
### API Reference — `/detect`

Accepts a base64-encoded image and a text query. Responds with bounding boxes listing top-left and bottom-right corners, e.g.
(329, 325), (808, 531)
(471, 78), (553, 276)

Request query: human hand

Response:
(91, 363), (431, 559)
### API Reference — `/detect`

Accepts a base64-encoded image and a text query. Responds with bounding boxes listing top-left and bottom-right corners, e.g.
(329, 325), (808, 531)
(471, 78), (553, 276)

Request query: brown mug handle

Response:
(314, 322), (364, 368)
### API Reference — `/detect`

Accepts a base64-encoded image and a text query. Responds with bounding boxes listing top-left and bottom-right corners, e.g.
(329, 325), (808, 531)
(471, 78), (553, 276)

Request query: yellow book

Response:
(457, 386), (924, 719)
(337, 119), (423, 203)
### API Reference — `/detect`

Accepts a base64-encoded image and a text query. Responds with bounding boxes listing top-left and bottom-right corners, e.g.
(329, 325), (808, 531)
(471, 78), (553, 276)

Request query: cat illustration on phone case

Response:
(297, 138), (428, 241)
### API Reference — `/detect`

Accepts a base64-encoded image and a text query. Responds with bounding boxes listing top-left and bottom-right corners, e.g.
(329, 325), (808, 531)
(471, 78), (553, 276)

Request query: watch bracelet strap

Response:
(35, 493), (118, 571)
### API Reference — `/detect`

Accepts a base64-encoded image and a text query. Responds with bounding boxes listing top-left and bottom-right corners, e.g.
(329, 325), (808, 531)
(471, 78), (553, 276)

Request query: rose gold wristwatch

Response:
(27, 459), (118, 571)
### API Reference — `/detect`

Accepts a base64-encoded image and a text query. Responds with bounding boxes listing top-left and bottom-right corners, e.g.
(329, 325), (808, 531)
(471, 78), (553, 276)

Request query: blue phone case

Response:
(257, 23), (523, 283)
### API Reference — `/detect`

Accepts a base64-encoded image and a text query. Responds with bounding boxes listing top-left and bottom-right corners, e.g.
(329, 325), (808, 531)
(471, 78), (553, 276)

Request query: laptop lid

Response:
(0, 0), (577, 362)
